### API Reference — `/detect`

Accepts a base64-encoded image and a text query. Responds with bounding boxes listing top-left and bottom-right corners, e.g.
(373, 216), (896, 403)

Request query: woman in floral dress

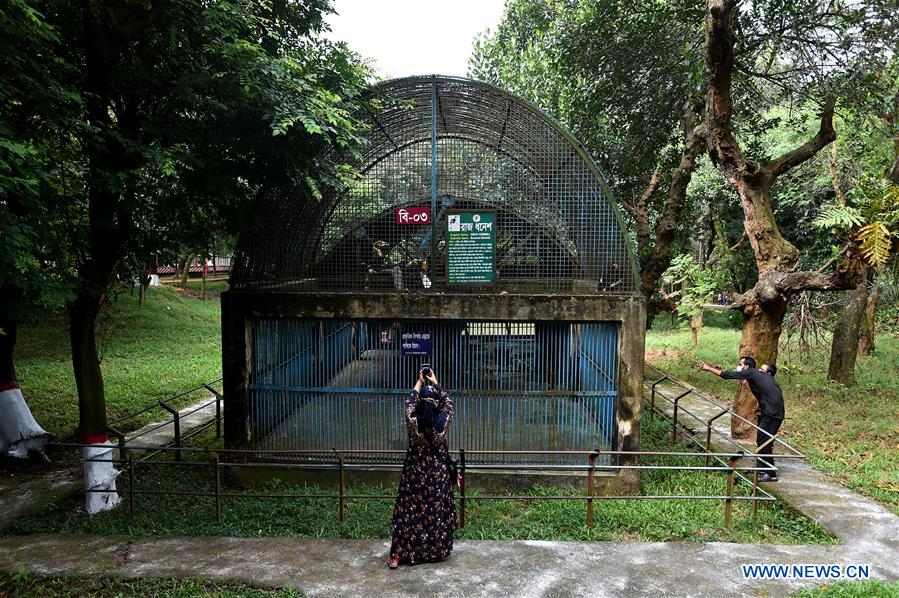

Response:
(388, 368), (456, 568)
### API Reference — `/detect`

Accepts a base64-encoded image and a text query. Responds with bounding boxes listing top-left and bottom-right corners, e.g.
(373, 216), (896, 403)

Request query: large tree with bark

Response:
(702, 0), (895, 434)
(4, 0), (372, 450)
(0, 0), (80, 457)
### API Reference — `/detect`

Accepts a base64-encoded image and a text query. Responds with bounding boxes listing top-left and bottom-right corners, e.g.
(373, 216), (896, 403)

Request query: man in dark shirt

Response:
(700, 357), (785, 482)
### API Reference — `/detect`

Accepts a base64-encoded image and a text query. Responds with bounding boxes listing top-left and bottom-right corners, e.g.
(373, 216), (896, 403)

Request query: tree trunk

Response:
(139, 274), (150, 308)
(690, 311), (703, 347)
(0, 313), (51, 458)
(201, 257), (207, 299)
(0, 311), (16, 384)
(730, 298), (788, 438)
(704, 0), (849, 438)
(180, 254), (195, 288)
(858, 278), (880, 356)
(68, 293), (107, 438)
(638, 104), (705, 317)
(827, 283), (867, 385)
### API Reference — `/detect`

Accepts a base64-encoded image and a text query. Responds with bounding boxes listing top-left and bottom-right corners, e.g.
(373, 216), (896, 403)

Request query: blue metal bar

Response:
(249, 318), (622, 465)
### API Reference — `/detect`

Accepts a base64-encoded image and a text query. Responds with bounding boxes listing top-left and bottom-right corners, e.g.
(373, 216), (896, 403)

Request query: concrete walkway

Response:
(0, 533), (896, 597)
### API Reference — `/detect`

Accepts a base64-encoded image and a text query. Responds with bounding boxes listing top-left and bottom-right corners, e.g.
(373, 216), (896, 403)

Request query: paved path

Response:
(0, 533), (896, 597)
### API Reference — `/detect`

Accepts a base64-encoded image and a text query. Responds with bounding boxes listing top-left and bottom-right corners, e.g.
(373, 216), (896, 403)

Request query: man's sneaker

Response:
(758, 473), (779, 483)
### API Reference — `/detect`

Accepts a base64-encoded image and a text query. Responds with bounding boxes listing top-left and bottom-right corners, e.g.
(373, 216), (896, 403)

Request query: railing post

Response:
(215, 393), (221, 439)
(128, 453), (135, 517)
(212, 453), (222, 522)
(586, 450), (598, 527)
(459, 448), (466, 528)
(724, 455), (738, 527)
(752, 467), (759, 518)
(108, 426), (125, 467)
(204, 384), (222, 439)
(158, 401), (181, 461)
(649, 376), (667, 423)
(336, 450), (345, 523)
(671, 390), (691, 446)
(705, 409), (729, 467)
(173, 411), (181, 461)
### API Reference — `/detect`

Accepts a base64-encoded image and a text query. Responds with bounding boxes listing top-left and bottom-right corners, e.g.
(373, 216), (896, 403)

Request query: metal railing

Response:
(644, 364), (805, 514)
(646, 363), (803, 457)
(105, 378), (223, 463)
(56, 365), (808, 531)
(58, 441), (782, 530)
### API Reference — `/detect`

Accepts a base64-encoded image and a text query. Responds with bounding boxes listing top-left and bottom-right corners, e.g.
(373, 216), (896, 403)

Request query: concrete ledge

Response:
(223, 290), (644, 322)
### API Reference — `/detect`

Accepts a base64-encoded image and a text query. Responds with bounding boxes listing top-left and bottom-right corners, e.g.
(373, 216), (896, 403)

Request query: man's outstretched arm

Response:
(700, 362), (723, 376)
(702, 362), (750, 380)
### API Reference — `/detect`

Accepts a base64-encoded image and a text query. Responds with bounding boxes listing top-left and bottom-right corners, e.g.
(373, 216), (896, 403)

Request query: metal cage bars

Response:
(247, 318), (619, 464)
(230, 76), (639, 294)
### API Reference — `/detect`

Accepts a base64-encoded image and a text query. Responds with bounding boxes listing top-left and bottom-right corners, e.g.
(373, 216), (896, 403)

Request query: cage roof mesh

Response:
(230, 76), (639, 295)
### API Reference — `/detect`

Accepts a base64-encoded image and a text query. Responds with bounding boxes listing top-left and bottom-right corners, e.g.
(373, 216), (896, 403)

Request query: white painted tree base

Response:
(84, 442), (121, 514)
(0, 386), (51, 459)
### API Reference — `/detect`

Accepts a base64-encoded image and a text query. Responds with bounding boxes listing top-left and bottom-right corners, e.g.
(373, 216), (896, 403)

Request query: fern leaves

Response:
(812, 205), (865, 229)
(857, 222), (892, 269)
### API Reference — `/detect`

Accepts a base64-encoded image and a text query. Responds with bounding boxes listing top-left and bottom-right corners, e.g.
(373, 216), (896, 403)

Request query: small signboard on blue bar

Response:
(401, 331), (432, 356)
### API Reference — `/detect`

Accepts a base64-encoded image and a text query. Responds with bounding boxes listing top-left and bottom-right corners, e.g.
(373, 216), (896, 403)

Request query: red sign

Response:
(396, 207), (431, 225)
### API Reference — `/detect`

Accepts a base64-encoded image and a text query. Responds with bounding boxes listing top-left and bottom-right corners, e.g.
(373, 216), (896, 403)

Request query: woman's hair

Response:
(415, 385), (447, 435)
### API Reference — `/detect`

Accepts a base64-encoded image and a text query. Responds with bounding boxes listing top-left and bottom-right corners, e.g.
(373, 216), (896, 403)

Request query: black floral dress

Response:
(389, 386), (456, 564)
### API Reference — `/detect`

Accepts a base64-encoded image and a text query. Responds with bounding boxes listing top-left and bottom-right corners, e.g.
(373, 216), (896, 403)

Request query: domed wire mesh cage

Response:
(230, 76), (639, 295)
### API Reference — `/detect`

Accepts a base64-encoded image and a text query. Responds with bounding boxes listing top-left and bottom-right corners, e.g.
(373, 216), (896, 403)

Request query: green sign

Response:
(447, 211), (495, 284)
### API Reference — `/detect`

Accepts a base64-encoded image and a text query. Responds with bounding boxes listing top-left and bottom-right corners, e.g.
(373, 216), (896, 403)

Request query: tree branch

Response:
(766, 97), (837, 178)
(733, 243), (865, 311)
(705, 231), (746, 267)
(705, 0), (746, 173)
(828, 134), (849, 206)
(640, 113), (706, 303)
(630, 165), (662, 255)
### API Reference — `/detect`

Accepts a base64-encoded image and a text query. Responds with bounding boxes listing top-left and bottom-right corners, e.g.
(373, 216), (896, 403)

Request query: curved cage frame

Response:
(231, 76), (639, 295)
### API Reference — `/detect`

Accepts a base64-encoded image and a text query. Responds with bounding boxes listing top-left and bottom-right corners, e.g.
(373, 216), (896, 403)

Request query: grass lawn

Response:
(646, 326), (899, 515)
(793, 580), (899, 597)
(7, 415), (833, 544)
(16, 284), (225, 438)
(0, 569), (302, 597)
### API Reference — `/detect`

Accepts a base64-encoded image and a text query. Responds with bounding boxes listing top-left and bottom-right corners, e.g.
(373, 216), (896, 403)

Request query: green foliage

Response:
(813, 159), (899, 270)
(813, 206), (866, 230)
(0, 569), (304, 597)
(792, 580), (899, 598)
(470, 0), (702, 202)
(661, 254), (720, 321)
(1, 0), (374, 310)
(0, 0), (80, 322)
